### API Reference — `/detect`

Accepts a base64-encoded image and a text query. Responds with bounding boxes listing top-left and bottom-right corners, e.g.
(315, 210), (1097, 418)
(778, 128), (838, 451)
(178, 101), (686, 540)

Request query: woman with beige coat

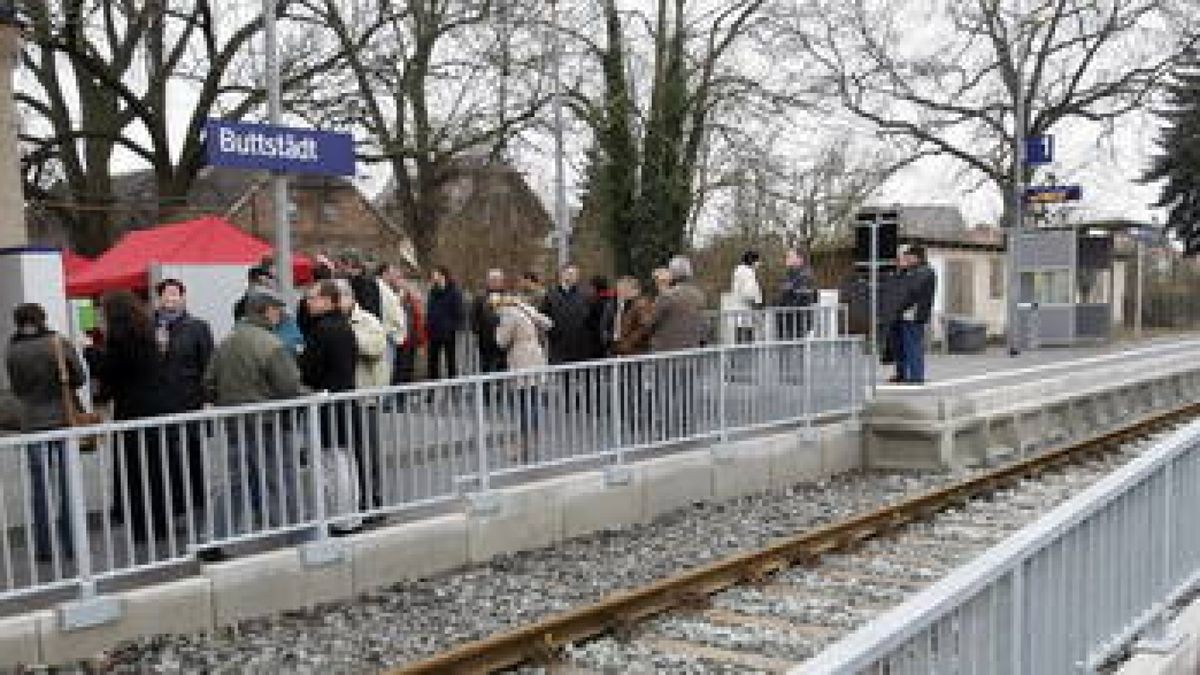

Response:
(492, 294), (553, 461)
(335, 278), (389, 514)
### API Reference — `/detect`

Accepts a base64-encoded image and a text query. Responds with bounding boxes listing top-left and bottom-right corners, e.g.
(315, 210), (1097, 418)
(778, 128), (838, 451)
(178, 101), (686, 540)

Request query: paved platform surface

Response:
(876, 335), (1200, 395)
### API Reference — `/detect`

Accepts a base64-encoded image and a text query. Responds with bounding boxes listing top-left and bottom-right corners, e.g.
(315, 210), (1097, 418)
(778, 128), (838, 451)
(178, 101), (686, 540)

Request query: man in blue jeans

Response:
(895, 246), (937, 384)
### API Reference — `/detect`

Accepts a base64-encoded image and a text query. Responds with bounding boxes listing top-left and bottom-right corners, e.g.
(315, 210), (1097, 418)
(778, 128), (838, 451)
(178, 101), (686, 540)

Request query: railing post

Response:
(64, 436), (93, 597)
(605, 361), (633, 486)
(1011, 563), (1026, 674)
(58, 434), (121, 630)
(610, 360), (623, 465)
(718, 347), (729, 445)
(849, 339), (859, 424)
(475, 379), (489, 493)
(803, 337), (815, 441)
(468, 378), (504, 512)
(307, 397), (329, 542)
(297, 395), (349, 567)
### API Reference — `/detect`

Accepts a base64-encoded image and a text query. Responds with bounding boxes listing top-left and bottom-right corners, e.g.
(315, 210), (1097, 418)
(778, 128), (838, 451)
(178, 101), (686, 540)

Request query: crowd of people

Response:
(2, 250), (728, 562)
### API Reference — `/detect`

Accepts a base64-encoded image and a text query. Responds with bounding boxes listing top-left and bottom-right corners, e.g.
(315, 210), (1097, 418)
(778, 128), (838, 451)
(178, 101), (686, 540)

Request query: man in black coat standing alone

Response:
(540, 264), (592, 365)
(894, 246), (936, 384)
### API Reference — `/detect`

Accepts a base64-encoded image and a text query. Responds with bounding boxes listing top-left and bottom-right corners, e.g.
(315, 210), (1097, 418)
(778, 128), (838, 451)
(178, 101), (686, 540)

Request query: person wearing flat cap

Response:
(201, 288), (310, 559)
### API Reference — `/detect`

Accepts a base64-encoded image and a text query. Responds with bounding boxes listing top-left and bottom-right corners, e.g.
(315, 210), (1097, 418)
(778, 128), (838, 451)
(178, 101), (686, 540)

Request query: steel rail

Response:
(389, 403), (1200, 674)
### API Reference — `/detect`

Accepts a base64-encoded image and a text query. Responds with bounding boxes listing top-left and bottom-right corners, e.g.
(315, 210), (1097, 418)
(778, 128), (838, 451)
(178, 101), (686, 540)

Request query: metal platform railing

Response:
(1, 336), (869, 610)
(453, 305), (848, 377)
(800, 416), (1200, 674)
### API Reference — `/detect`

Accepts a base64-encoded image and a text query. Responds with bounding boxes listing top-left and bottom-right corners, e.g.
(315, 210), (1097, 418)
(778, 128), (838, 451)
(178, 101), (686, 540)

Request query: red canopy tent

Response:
(61, 250), (92, 278)
(66, 216), (313, 297)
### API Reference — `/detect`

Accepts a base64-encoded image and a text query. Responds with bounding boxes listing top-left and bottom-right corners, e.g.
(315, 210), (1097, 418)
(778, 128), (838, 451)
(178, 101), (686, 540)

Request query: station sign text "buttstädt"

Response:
(204, 120), (355, 177)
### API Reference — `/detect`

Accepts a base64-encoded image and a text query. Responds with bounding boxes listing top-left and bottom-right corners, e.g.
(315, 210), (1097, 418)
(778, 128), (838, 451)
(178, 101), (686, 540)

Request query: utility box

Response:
(946, 316), (987, 354)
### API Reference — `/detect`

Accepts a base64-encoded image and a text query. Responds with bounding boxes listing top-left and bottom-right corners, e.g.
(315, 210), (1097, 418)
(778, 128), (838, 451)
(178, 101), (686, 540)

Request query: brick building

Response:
(376, 155), (555, 284)
(28, 167), (417, 268)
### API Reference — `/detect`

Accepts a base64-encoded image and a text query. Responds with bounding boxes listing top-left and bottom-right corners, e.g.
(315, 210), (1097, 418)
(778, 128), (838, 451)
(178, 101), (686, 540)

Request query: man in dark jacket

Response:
(300, 280), (358, 394)
(154, 279), (215, 525)
(775, 249), (816, 338)
(586, 276), (619, 358)
(895, 246), (937, 384)
(202, 289), (310, 558)
(338, 249), (383, 320)
(472, 268), (508, 373)
(426, 266), (464, 379)
(540, 264), (592, 364)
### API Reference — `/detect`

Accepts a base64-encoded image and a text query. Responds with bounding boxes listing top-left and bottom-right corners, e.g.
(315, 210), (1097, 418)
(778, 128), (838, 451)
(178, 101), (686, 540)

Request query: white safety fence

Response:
(800, 417), (1200, 674)
(1, 337), (869, 607)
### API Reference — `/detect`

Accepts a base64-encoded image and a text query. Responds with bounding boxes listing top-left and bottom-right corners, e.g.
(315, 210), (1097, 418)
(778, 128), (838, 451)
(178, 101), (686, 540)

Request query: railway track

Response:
(392, 403), (1200, 674)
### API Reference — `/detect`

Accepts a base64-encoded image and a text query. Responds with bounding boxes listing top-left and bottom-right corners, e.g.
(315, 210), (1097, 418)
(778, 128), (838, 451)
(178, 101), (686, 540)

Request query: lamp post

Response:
(550, 0), (570, 268)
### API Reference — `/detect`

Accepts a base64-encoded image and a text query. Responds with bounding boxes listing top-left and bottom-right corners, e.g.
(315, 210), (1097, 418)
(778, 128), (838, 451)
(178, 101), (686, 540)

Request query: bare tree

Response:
(709, 128), (917, 250)
(291, 0), (550, 269)
(17, 0), (340, 253)
(789, 0), (1199, 225)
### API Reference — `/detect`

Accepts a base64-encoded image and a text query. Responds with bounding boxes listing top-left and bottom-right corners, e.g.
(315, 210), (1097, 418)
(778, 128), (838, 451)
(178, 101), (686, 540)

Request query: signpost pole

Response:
(263, 0), (293, 299)
(1006, 2), (1028, 356)
(869, 217), (879, 358)
(1136, 233), (1145, 340)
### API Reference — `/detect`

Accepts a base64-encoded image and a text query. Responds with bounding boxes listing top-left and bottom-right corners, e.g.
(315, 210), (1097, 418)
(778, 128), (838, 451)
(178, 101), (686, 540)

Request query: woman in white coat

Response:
(335, 278), (389, 514)
(730, 250), (763, 343)
(492, 293), (553, 462)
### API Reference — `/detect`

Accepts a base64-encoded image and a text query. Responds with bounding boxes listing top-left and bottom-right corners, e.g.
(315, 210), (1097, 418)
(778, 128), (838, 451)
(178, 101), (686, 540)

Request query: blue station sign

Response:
(204, 120), (355, 177)
(1024, 185), (1082, 204)
(1025, 136), (1054, 165)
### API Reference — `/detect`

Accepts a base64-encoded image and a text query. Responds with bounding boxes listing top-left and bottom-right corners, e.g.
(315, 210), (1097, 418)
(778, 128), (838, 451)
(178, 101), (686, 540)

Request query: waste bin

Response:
(946, 316), (987, 354)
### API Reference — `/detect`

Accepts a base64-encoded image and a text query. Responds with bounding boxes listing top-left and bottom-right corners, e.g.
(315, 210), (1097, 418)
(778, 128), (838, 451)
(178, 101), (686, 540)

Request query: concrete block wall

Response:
(866, 353), (1200, 471)
(0, 420), (862, 668)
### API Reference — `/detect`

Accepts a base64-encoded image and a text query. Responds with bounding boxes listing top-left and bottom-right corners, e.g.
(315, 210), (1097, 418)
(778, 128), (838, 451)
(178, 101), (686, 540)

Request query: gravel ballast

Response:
(106, 470), (963, 672)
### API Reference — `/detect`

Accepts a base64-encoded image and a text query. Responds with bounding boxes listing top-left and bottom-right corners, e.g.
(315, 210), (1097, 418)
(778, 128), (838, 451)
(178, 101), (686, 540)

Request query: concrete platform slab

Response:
(640, 451), (715, 520)
(40, 577), (212, 665)
(560, 471), (645, 538)
(466, 480), (564, 563)
(711, 441), (773, 500)
(205, 547), (351, 625)
(822, 422), (864, 475)
(767, 433), (824, 490)
(867, 338), (1200, 470)
(351, 514), (468, 593)
(0, 612), (40, 668)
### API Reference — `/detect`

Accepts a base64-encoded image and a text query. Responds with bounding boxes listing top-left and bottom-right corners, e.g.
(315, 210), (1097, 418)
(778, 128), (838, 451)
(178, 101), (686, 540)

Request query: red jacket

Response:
(401, 292), (428, 349)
